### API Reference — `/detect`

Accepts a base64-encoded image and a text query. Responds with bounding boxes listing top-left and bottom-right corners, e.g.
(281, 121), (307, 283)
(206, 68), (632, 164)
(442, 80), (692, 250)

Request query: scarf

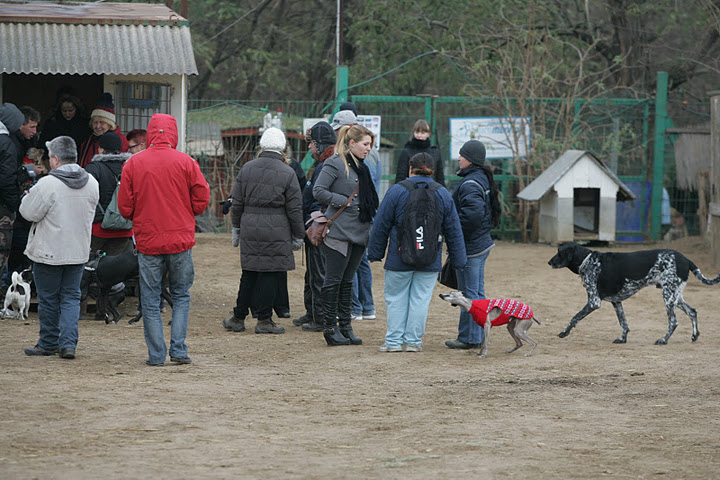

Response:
(347, 152), (378, 223)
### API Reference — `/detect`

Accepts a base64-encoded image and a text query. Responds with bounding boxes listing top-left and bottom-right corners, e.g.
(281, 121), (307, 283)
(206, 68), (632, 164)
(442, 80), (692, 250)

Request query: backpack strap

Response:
(461, 178), (490, 200)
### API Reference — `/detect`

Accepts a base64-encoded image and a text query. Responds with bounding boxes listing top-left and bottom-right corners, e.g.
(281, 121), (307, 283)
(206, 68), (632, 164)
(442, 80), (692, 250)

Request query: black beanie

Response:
(310, 121), (337, 154)
(339, 102), (358, 116)
(98, 131), (122, 152)
(459, 140), (486, 166)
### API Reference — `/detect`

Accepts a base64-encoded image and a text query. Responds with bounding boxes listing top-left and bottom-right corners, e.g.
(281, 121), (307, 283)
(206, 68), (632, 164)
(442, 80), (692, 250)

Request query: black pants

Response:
(306, 241), (326, 321)
(234, 270), (283, 321)
(320, 243), (365, 325)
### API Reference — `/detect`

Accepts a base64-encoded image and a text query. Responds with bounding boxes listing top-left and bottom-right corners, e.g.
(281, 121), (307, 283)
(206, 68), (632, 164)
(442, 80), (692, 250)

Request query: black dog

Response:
(81, 250), (172, 324)
(549, 242), (720, 344)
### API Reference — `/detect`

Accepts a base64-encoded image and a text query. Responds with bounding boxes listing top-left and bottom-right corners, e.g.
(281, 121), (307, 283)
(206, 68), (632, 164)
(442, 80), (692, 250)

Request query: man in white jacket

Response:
(20, 136), (99, 359)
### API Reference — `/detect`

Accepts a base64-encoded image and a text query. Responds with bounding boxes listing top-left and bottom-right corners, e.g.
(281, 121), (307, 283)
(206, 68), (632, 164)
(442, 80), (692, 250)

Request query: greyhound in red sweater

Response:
(439, 291), (541, 358)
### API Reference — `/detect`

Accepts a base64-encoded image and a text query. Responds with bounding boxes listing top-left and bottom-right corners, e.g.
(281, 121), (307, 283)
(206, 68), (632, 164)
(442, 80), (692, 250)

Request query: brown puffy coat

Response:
(231, 151), (304, 271)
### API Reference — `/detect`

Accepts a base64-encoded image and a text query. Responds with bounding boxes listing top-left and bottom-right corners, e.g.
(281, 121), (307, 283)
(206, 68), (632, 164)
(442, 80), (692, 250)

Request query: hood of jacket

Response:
(146, 113), (178, 149)
(89, 152), (132, 164)
(0, 103), (23, 133)
(49, 163), (91, 189)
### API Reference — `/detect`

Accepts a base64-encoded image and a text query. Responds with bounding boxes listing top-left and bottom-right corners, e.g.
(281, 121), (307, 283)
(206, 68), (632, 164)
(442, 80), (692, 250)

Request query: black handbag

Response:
(439, 258), (458, 289)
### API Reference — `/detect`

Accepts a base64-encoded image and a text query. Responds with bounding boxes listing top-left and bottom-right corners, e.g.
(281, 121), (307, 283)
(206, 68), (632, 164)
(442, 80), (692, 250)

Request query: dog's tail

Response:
(691, 263), (720, 285)
(532, 316), (541, 325)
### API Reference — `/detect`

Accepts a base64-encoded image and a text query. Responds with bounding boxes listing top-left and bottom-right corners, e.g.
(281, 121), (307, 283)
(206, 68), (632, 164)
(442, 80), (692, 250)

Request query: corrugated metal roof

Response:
(0, 2), (188, 26)
(517, 149), (635, 202)
(0, 22), (198, 75)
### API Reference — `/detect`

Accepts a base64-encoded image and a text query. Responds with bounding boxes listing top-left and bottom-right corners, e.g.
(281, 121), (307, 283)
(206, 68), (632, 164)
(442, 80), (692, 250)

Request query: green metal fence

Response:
(189, 93), (704, 243)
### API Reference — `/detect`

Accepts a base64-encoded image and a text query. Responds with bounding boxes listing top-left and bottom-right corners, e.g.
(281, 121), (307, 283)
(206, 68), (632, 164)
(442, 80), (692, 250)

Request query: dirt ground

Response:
(1, 234), (720, 479)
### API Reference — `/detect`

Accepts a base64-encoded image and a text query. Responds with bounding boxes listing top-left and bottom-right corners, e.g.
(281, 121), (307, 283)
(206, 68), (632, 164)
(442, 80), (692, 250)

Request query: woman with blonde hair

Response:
(312, 124), (379, 346)
(395, 119), (445, 186)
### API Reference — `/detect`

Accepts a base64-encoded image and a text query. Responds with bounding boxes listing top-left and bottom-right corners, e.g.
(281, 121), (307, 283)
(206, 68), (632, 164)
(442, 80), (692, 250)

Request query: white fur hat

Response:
(259, 127), (286, 153)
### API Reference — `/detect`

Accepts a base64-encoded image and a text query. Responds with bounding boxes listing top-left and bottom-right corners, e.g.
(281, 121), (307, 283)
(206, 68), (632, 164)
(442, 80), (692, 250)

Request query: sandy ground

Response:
(1, 234), (720, 479)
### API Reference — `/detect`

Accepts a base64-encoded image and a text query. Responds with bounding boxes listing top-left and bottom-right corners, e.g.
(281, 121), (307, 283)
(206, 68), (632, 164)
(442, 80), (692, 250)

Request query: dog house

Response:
(518, 150), (635, 243)
(0, 1), (197, 151)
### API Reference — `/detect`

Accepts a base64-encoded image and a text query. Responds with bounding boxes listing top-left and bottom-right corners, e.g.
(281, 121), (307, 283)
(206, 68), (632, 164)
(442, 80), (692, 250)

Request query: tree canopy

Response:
(181, 0), (720, 102)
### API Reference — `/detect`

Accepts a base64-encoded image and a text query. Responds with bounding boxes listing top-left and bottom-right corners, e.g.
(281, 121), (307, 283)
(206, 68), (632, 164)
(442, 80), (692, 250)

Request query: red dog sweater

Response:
(468, 299), (534, 328)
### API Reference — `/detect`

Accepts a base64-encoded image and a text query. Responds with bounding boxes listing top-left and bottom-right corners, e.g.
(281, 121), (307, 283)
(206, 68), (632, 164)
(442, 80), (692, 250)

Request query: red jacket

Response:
(117, 114), (210, 255)
(469, 299), (534, 328)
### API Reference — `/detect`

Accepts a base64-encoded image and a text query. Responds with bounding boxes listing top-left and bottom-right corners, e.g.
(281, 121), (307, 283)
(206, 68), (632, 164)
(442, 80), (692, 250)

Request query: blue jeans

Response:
(351, 250), (375, 315)
(455, 250), (490, 344)
(383, 270), (437, 348)
(138, 250), (194, 364)
(33, 262), (84, 351)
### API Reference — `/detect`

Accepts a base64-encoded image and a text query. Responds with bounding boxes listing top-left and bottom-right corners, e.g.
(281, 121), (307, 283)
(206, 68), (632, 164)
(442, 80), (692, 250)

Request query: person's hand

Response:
(292, 237), (303, 251)
(232, 227), (241, 247)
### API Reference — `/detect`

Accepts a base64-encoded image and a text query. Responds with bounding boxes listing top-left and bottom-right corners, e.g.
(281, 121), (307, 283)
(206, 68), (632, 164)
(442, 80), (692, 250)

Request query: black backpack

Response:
(397, 179), (443, 267)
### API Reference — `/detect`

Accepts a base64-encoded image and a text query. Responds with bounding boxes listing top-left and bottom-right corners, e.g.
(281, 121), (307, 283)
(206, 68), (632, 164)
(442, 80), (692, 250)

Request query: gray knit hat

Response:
(459, 140), (486, 166)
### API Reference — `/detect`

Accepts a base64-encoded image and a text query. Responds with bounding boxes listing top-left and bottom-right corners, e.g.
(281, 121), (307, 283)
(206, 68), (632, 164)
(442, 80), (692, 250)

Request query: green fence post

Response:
(651, 72), (668, 240)
(334, 66), (349, 113)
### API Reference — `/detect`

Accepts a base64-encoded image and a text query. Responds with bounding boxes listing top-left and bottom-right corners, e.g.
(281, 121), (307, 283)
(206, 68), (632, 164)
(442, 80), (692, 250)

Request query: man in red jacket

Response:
(118, 114), (210, 366)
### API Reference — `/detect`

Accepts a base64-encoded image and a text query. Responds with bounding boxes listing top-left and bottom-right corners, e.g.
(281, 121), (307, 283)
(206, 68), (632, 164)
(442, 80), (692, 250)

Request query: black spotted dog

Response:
(549, 242), (720, 344)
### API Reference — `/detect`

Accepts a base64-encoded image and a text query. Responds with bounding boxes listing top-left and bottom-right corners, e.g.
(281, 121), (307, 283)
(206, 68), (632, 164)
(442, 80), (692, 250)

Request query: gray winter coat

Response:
(312, 153), (372, 246)
(231, 151), (304, 272)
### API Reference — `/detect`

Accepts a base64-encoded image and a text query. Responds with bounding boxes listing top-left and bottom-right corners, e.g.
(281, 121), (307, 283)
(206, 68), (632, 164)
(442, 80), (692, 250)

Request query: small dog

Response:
(439, 291), (541, 358)
(548, 242), (720, 344)
(2, 268), (32, 321)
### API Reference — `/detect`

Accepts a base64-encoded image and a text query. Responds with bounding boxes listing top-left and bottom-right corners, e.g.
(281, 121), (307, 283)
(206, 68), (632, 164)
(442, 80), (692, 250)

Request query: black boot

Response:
(338, 281), (362, 345)
(320, 284), (350, 346)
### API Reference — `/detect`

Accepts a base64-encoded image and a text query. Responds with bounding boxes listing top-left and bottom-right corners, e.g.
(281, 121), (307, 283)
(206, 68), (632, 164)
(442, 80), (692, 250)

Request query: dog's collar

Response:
(579, 253), (592, 271)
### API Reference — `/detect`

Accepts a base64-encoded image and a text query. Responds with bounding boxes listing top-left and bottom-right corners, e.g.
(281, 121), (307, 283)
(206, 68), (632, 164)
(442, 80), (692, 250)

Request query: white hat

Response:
(259, 127), (286, 153)
(331, 110), (357, 130)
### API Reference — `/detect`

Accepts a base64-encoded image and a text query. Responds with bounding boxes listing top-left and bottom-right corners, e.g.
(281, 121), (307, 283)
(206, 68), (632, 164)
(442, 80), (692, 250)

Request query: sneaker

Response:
(170, 356), (192, 364)
(59, 348), (76, 359)
(405, 345), (423, 352)
(445, 339), (481, 349)
(351, 313), (363, 321)
(362, 313), (376, 320)
(276, 311), (291, 319)
(378, 344), (402, 352)
(255, 319), (285, 334)
(145, 360), (165, 367)
(24, 344), (58, 356)
(222, 315), (246, 332)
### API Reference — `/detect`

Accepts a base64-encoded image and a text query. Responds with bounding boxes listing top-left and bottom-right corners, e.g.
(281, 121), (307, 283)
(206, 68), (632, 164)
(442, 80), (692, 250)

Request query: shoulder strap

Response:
(103, 161), (121, 183)
(327, 184), (359, 224)
(399, 179), (416, 192)
(461, 178), (489, 199)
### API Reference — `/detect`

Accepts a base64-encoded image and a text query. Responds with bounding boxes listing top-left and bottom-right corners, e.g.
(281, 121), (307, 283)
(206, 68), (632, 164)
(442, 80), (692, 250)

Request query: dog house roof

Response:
(517, 149), (635, 202)
(0, 1), (197, 75)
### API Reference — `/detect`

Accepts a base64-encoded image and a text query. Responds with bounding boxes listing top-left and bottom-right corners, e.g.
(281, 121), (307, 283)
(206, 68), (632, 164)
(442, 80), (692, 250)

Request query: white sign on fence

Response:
(449, 117), (530, 160)
(303, 115), (382, 151)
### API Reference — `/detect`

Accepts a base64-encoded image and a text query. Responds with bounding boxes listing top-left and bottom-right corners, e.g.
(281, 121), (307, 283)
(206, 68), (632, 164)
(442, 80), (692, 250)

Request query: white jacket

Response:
(20, 164), (99, 265)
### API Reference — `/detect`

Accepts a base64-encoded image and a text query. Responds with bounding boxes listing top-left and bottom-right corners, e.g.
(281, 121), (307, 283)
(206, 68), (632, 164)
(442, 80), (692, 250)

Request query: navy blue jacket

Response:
(453, 166), (495, 256)
(368, 175), (466, 272)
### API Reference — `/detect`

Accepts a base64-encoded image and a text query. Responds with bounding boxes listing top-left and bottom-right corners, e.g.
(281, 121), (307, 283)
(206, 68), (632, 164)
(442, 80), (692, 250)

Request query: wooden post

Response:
(709, 90), (720, 268)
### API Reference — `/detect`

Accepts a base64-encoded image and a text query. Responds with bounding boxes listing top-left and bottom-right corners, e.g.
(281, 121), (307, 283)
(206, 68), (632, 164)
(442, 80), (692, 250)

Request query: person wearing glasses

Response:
(127, 129), (147, 154)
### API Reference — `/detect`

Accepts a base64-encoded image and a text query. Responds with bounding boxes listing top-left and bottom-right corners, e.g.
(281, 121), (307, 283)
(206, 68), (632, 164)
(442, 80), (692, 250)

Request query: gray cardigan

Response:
(312, 153), (371, 246)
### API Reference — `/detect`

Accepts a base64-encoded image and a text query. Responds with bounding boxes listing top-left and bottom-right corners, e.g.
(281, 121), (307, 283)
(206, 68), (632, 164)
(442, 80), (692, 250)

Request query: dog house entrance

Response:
(573, 188), (600, 238)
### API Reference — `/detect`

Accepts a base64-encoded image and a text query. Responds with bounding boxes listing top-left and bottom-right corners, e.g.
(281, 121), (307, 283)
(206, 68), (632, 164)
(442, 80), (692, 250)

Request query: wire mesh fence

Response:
(188, 95), (704, 243)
